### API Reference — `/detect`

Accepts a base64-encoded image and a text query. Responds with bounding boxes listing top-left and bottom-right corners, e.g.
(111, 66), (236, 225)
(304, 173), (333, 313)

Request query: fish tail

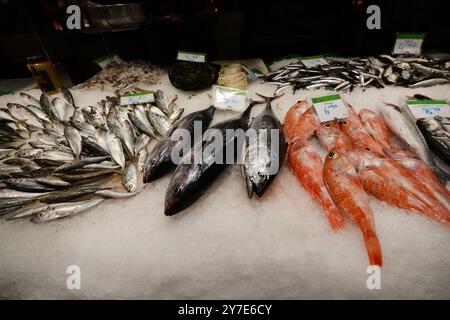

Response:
(240, 99), (262, 125)
(255, 92), (285, 110)
(363, 229), (383, 267)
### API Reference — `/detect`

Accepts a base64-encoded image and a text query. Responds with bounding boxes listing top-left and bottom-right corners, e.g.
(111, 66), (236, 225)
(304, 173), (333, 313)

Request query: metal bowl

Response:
(87, 2), (152, 28)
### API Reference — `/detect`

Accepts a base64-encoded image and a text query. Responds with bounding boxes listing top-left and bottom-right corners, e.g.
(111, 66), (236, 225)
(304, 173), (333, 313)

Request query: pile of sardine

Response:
(0, 88), (183, 222)
(262, 55), (450, 93)
(79, 60), (161, 90)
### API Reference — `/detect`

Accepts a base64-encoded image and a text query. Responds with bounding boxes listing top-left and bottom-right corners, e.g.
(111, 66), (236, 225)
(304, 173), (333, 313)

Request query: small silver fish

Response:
(31, 198), (105, 223)
(123, 161), (138, 192)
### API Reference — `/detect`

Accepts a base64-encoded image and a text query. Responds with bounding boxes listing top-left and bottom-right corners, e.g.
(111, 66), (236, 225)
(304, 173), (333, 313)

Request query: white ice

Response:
(0, 67), (449, 299)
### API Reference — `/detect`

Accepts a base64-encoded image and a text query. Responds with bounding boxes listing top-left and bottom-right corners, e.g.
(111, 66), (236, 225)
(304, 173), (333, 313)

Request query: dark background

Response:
(1, 0), (449, 84)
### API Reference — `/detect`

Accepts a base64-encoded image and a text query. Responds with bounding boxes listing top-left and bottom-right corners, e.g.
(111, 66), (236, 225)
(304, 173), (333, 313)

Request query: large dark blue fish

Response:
(143, 106), (216, 182)
(164, 101), (261, 216)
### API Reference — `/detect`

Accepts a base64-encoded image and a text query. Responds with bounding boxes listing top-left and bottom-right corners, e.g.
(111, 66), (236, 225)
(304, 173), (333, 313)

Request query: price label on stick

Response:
(177, 51), (207, 63)
(94, 53), (122, 69)
(120, 91), (154, 106)
(212, 85), (247, 111)
(393, 33), (425, 55)
(301, 56), (329, 68)
(405, 100), (450, 119)
(312, 94), (349, 123)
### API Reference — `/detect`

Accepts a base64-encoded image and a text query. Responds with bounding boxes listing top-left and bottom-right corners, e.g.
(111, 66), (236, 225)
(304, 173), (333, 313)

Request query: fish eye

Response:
(364, 147), (371, 151)
(324, 124), (331, 128)
(341, 121), (348, 125)
(328, 151), (336, 159)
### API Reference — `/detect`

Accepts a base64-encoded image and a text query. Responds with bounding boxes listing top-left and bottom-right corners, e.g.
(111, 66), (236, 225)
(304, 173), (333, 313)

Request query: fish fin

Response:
(255, 92), (285, 110)
(363, 230), (383, 267)
(324, 205), (346, 231)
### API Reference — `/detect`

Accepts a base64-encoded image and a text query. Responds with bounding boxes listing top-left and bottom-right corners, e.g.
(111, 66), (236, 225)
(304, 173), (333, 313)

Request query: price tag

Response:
(94, 53), (122, 69)
(393, 33), (425, 55)
(405, 100), (450, 119)
(120, 91), (154, 106)
(241, 64), (264, 79)
(177, 51), (207, 63)
(212, 85), (247, 111)
(300, 56), (329, 68)
(312, 94), (349, 123)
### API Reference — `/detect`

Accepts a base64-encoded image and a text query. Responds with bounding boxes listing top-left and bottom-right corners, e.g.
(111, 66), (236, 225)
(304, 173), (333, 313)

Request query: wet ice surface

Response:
(0, 72), (450, 299)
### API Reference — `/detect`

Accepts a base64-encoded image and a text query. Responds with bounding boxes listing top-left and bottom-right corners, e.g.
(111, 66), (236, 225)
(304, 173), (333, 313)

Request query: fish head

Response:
(90, 106), (101, 117)
(164, 164), (201, 216)
(286, 100), (310, 118)
(316, 123), (352, 151)
(125, 180), (137, 193)
(31, 207), (55, 223)
(358, 108), (378, 123)
(324, 150), (355, 175)
(418, 118), (441, 131)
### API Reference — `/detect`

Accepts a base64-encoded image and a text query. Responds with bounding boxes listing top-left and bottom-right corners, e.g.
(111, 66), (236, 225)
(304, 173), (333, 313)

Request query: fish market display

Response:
(262, 55), (450, 93)
(284, 98), (450, 266)
(241, 94), (286, 198)
(165, 101), (260, 216)
(0, 87), (183, 222)
(80, 60), (160, 90)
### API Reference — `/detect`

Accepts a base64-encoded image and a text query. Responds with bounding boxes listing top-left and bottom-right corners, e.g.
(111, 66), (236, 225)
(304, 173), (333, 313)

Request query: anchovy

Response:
(34, 176), (71, 188)
(55, 156), (110, 172)
(61, 86), (76, 108)
(154, 90), (171, 115)
(20, 92), (40, 106)
(39, 186), (108, 204)
(55, 169), (117, 183)
(128, 107), (157, 138)
(4, 178), (58, 193)
(31, 198), (105, 223)
(105, 130), (125, 168)
(39, 93), (57, 121)
(64, 126), (82, 158)
(121, 119), (136, 158)
(262, 55), (450, 92)
(123, 162), (138, 192)
(95, 189), (142, 198)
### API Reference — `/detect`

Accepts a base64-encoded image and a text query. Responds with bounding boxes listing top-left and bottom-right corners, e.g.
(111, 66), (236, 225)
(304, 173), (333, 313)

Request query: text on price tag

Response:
(393, 33), (425, 55)
(301, 56), (329, 68)
(120, 91), (154, 106)
(405, 100), (450, 119)
(177, 51), (206, 63)
(212, 85), (247, 111)
(94, 54), (122, 69)
(312, 94), (349, 123)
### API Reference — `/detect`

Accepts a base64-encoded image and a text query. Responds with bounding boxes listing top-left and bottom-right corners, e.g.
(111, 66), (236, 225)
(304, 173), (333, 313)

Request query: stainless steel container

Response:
(87, 1), (152, 28)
